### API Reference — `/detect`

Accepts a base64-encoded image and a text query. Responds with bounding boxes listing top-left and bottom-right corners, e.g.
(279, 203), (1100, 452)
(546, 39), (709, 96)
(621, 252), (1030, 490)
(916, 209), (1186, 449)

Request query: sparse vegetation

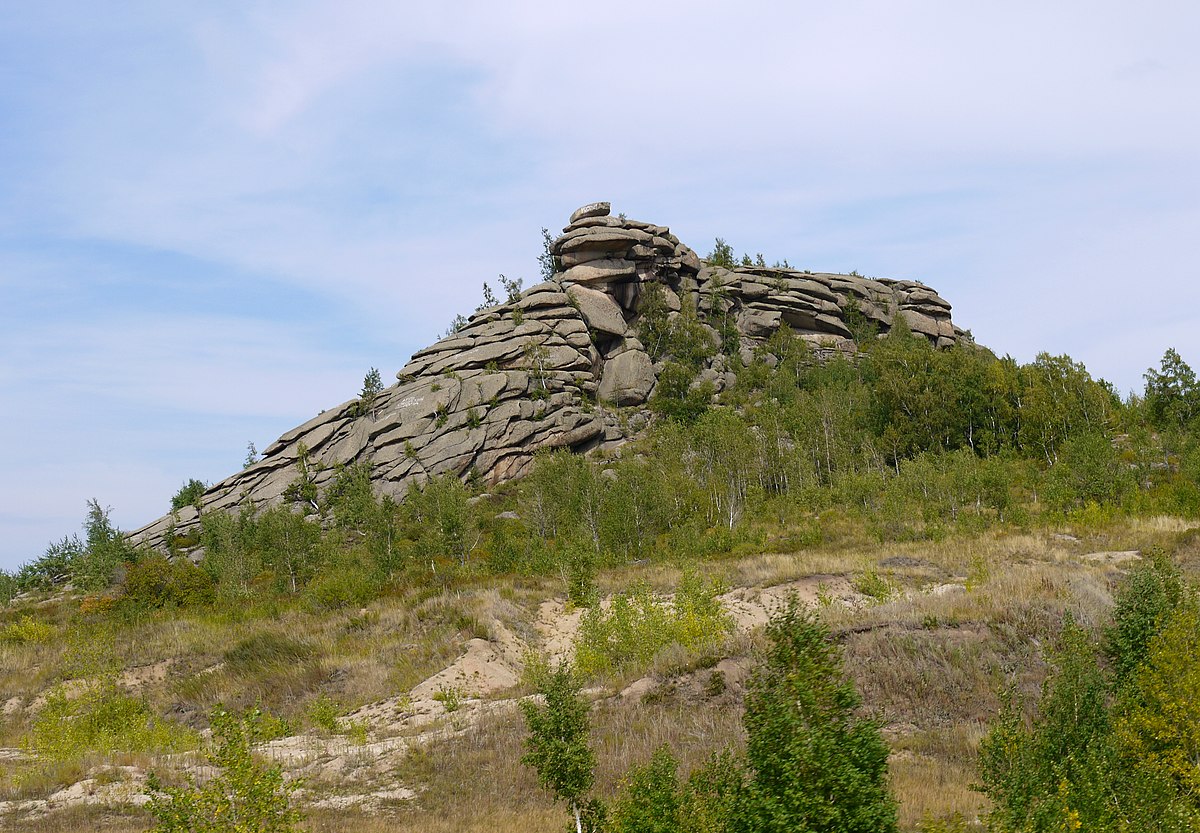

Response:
(145, 706), (302, 833)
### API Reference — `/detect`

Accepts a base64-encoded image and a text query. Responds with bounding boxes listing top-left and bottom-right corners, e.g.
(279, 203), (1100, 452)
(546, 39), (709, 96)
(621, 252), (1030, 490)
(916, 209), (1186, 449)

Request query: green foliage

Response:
(1042, 432), (1134, 512)
(445, 313), (468, 336)
(255, 506), (322, 594)
(499, 273), (523, 303)
(355, 367), (384, 418)
(321, 462), (377, 532)
(199, 506), (264, 597)
(1116, 601), (1200, 807)
(306, 694), (341, 734)
(171, 479), (208, 511)
(1103, 549), (1186, 686)
(575, 573), (731, 677)
(977, 614), (1194, 832)
(282, 442), (322, 511)
(0, 570), (16, 606)
(74, 499), (135, 591)
(679, 751), (744, 833)
(480, 281), (498, 308)
(303, 550), (381, 610)
(433, 685), (462, 713)
(539, 226), (559, 282)
(852, 568), (894, 601)
(145, 706), (303, 833)
(612, 745), (681, 833)
(16, 500), (137, 593)
(520, 662), (597, 833)
(223, 633), (314, 676)
(650, 361), (713, 424)
(199, 504), (325, 597)
(1144, 347), (1199, 430)
(30, 678), (197, 760)
(523, 452), (605, 549)
(637, 283), (716, 367)
(0, 614), (56, 644)
(842, 294), (878, 345)
(705, 274), (740, 356)
(122, 555), (216, 612)
(706, 238), (736, 268)
(566, 545), (599, 607)
(405, 474), (478, 566)
(736, 598), (897, 833)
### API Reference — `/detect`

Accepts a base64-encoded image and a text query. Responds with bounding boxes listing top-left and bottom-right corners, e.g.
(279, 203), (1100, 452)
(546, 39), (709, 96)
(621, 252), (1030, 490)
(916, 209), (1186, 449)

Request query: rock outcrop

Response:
(130, 202), (970, 550)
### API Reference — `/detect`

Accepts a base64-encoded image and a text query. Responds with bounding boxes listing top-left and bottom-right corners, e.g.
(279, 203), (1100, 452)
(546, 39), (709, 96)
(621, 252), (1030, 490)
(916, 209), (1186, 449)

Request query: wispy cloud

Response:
(1, 1), (1198, 567)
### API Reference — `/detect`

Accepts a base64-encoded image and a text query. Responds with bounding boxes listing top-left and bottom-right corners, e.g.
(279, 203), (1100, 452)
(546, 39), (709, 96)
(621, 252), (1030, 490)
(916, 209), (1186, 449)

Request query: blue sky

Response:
(2, 1), (1198, 570)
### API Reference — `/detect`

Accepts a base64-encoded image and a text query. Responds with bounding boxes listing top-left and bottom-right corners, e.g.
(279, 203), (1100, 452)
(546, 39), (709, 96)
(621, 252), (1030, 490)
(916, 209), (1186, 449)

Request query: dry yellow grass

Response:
(6, 517), (1200, 832)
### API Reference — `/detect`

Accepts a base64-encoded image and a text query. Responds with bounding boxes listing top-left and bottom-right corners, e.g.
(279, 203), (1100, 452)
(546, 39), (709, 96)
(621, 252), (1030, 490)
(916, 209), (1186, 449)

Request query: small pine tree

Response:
(357, 367), (384, 419)
(706, 238), (736, 268)
(74, 500), (134, 591)
(171, 479), (208, 511)
(735, 598), (897, 833)
(539, 226), (558, 281)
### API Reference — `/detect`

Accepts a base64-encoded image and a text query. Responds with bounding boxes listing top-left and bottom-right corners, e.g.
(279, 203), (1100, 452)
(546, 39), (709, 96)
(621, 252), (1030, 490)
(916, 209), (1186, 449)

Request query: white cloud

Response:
(1, 0), (1199, 567)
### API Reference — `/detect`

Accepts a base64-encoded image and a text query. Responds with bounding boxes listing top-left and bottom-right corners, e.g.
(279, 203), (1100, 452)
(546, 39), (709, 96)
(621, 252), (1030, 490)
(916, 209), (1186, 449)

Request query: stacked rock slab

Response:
(129, 202), (969, 551)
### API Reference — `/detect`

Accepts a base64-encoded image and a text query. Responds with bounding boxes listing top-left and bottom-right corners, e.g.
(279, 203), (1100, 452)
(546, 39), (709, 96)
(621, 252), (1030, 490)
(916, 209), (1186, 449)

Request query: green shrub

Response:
(433, 685), (462, 713)
(1116, 602), (1200, 809)
(170, 479), (207, 511)
(853, 568), (894, 602)
(575, 574), (731, 677)
(736, 598), (897, 833)
(303, 551), (380, 610)
(306, 694), (341, 734)
(122, 556), (215, 612)
(405, 474), (478, 566)
(145, 706), (303, 833)
(0, 615), (56, 644)
(978, 614), (1194, 832)
(566, 546), (598, 608)
(1103, 549), (1186, 687)
(678, 751), (744, 833)
(0, 570), (17, 605)
(650, 362), (712, 424)
(612, 745), (680, 833)
(74, 499), (136, 591)
(29, 678), (197, 760)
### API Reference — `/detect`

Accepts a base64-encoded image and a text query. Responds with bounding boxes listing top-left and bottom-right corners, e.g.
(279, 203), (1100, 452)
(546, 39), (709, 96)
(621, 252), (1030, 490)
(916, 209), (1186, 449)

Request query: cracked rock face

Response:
(130, 203), (971, 551)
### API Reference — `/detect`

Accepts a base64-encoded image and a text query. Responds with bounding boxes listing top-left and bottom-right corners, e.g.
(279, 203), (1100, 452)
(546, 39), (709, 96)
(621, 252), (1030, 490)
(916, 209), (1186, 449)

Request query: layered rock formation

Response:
(130, 202), (969, 550)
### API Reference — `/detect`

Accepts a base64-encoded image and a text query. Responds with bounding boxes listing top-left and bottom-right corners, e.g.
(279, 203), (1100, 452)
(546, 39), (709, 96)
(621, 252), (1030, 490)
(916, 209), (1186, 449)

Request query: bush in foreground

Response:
(146, 706), (302, 833)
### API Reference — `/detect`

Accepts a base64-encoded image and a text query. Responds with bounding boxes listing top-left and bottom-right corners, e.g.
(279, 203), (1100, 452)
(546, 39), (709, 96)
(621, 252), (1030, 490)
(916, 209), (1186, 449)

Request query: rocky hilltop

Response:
(130, 202), (969, 550)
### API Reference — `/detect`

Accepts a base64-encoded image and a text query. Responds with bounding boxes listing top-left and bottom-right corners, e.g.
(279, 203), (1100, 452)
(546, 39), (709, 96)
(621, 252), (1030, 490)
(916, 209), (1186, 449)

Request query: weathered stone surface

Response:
(567, 285), (627, 337)
(129, 203), (972, 554)
(558, 227), (651, 255)
(559, 249), (618, 269)
(738, 307), (782, 337)
(569, 202), (610, 223)
(560, 258), (637, 285)
(597, 350), (655, 406)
